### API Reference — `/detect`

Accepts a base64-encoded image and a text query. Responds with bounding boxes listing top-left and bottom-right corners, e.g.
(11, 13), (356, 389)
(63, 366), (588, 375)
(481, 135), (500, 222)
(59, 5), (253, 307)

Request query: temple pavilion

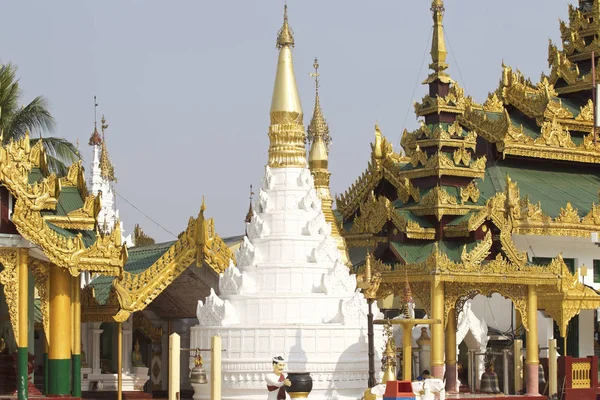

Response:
(337, 0), (600, 396)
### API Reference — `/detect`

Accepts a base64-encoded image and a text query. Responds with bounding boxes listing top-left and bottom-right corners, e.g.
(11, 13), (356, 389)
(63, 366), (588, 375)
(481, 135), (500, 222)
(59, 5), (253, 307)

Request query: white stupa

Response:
(190, 6), (381, 400)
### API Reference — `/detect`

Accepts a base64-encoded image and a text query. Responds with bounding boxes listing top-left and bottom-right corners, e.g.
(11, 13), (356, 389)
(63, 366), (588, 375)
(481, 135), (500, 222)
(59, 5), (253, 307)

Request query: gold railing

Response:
(571, 361), (591, 388)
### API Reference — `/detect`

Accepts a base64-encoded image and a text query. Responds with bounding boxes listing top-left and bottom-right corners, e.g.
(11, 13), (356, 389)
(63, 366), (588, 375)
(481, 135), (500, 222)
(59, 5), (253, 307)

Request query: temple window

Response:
(594, 260), (600, 283)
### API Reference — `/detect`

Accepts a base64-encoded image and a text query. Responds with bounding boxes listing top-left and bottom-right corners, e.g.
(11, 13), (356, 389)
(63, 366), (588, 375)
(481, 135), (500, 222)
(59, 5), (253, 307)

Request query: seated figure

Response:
(132, 340), (145, 368)
(480, 364), (501, 394)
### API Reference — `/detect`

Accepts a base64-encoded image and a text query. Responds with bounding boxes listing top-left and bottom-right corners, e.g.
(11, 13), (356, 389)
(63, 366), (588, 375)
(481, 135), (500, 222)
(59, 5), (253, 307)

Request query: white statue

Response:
(265, 356), (291, 400)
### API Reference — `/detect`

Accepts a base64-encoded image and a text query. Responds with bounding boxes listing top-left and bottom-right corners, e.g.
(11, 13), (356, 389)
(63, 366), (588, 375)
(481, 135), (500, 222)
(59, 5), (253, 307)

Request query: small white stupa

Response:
(87, 112), (133, 248)
(190, 6), (381, 399)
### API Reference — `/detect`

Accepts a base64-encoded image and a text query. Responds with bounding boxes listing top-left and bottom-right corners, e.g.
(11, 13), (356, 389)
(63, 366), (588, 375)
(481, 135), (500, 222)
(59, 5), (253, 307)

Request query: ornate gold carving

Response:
(483, 93), (504, 113)
(410, 146), (428, 167)
(113, 204), (234, 322)
(60, 161), (89, 199)
(415, 83), (474, 116)
(556, 202), (580, 224)
(30, 259), (50, 342)
(460, 231), (492, 268)
(349, 192), (391, 235)
(460, 182), (480, 204)
(0, 249), (19, 343)
(421, 186), (457, 206)
(453, 145), (471, 166)
(133, 313), (163, 343)
(396, 178), (420, 204)
(534, 118), (576, 148)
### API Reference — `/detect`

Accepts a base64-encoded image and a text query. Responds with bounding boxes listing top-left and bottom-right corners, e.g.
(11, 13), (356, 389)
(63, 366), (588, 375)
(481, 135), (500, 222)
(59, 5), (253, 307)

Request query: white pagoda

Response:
(190, 6), (381, 400)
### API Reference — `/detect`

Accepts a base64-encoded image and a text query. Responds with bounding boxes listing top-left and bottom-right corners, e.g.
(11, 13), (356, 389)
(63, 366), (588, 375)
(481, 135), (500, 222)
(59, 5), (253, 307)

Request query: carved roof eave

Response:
(406, 204), (480, 221)
(60, 162), (89, 198)
(111, 208), (235, 323)
(42, 215), (96, 231)
(498, 142), (600, 164)
(342, 193), (436, 242)
(81, 285), (121, 323)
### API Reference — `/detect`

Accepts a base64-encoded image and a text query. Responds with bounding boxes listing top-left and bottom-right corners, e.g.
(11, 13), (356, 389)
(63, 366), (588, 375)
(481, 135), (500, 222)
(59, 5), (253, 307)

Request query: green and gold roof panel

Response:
(45, 222), (96, 247)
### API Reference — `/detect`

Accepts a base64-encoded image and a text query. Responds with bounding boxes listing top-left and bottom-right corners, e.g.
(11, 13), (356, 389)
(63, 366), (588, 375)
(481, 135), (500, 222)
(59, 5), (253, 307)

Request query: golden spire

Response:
(268, 5), (305, 168)
(98, 115), (116, 182)
(306, 58), (350, 265)
(426, 0), (451, 83)
(276, 5), (294, 49)
(307, 58), (331, 148)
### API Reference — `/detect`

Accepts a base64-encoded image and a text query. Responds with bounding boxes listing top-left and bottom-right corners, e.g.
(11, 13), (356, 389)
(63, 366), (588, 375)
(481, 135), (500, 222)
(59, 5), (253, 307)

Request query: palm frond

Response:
(5, 96), (55, 142)
(30, 137), (80, 176)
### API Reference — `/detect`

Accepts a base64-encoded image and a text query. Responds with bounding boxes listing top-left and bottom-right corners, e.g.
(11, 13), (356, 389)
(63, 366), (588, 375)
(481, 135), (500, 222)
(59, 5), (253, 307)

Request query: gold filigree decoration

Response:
(460, 182), (480, 204)
(133, 312), (163, 343)
(421, 186), (458, 207)
(0, 249), (19, 343)
(483, 93), (504, 113)
(396, 178), (420, 204)
(350, 192), (392, 235)
(415, 83), (474, 116)
(410, 146), (428, 167)
(460, 231), (492, 268)
(453, 145), (471, 166)
(556, 202), (580, 224)
(30, 259), (50, 342)
(534, 118), (576, 148)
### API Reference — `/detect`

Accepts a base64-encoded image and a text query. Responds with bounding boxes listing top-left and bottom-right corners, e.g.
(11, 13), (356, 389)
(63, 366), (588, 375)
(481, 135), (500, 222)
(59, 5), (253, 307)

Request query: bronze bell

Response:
(480, 365), (501, 394)
(190, 353), (208, 384)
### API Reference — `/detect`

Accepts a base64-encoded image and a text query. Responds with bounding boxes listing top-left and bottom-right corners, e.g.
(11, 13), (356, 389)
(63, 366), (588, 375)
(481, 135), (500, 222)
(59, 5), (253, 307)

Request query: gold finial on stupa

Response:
(269, 5), (305, 168)
(307, 57), (331, 149)
(277, 5), (294, 49)
(98, 115), (116, 183)
(89, 97), (102, 146)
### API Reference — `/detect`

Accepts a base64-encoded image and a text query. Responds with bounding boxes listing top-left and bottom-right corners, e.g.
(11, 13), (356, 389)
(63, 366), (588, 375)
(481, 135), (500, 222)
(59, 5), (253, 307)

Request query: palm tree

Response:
(0, 63), (79, 175)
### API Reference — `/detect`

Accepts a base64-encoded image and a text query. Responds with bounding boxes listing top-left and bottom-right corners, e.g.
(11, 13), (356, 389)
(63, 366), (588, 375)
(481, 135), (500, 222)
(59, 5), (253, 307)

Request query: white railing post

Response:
(169, 333), (180, 400)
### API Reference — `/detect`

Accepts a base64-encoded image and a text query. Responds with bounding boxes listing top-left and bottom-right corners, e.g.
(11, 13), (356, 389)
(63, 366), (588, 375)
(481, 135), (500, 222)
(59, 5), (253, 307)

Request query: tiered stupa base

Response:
(190, 324), (381, 400)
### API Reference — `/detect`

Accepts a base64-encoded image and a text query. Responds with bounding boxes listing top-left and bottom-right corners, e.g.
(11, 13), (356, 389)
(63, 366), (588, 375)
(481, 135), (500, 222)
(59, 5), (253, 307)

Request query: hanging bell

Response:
(190, 353), (208, 384)
(480, 367), (501, 394)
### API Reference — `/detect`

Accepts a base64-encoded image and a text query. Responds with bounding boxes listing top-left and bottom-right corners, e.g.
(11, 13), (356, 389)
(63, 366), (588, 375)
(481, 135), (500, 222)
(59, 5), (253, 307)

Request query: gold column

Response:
(402, 324), (414, 381)
(430, 280), (445, 379)
(445, 308), (457, 392)
(525, 285), (539, 396)
(17, 248), (28, 400)
(71, 276), (82, 397)
(48, 266), (72, 395)
(118, 322), (123, 400)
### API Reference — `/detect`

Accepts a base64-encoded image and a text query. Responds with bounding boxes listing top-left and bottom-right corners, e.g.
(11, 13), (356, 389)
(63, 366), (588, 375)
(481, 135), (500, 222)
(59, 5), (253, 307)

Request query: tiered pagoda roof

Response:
(336, 0), (600, 336)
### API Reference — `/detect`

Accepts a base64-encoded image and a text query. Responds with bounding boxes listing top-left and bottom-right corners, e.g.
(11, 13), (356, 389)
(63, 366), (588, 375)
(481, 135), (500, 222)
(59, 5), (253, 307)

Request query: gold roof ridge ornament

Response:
(268, 4), (306, 168)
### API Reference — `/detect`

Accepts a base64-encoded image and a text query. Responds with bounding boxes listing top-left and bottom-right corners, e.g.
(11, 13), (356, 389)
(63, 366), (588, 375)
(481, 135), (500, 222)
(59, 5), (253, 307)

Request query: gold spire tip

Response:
(429, 0), (449, 76)
(276, 5), (294, 49)
(307, 57), (331, 148)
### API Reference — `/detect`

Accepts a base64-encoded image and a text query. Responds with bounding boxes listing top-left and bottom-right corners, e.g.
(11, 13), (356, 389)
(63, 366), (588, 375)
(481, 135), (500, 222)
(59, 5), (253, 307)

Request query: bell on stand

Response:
(190, 350), (208, 384)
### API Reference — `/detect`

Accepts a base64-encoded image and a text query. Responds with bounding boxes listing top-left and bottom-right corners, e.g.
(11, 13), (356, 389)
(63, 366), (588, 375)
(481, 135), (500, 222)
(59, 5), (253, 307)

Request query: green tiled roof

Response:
(90, 240), (176, 304)
(46, 187), (84, 216)
(125, 241), (176, 274)
(479, 161), (600, 218)
(391, 240), (477, 264)
(46, 222), (96, 247)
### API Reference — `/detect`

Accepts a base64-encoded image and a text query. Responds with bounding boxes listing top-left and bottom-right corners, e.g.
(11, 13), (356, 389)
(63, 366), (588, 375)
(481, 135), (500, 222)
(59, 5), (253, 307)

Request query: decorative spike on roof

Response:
(89, 124), (102, 146)
(276, 5), (294, 49)
(307, 57), (331, 149)
(268, 5), (306, 168)
(245, 184), (254, 224)
(98, 115), (116, 183)
(425, 0), (452, 84)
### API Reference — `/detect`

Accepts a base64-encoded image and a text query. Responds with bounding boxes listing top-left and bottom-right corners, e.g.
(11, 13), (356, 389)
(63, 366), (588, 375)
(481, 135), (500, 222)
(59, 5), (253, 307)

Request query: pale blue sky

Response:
(0, 0), (571, 242)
